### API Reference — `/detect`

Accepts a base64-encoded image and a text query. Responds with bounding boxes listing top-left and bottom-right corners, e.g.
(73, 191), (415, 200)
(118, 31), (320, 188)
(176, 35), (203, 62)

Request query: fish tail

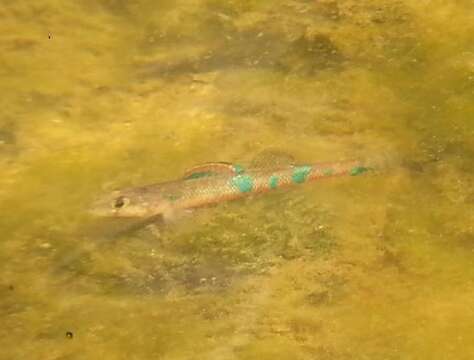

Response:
(305, 160), (372, 181)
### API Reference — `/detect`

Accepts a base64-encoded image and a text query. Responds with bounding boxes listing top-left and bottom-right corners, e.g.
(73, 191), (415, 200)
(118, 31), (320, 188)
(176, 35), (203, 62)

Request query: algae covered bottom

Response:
(1, 0), (473, 359)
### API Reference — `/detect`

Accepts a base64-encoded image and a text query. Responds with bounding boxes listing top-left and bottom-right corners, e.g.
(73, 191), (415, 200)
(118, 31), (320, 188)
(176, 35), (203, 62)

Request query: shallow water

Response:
(1, 1), (473, 359)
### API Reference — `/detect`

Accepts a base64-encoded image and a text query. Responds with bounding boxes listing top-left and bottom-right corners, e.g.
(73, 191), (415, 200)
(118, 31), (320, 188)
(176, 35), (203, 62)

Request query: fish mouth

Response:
(87, 205), (117, 217)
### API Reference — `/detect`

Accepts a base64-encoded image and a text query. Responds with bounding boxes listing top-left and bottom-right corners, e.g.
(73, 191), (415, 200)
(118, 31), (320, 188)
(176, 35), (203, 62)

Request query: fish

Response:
(89, 159), (373, 222)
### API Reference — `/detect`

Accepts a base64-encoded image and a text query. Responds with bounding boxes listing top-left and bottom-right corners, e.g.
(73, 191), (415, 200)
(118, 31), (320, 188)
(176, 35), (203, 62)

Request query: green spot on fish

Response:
(185, 171), (214, 180)
(232, 174), (254, 193)
(292, 165), (312, 184)
(233, 164), (245, 174)
(323, 168), (334, 176)
(164, 193), (181, 202)
(350, 166), (370, 176)
(269, 175), (279, 189)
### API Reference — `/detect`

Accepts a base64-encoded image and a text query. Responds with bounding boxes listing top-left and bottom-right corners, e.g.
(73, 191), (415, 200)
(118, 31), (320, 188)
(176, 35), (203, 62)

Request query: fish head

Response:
(89, 186), (172, 218)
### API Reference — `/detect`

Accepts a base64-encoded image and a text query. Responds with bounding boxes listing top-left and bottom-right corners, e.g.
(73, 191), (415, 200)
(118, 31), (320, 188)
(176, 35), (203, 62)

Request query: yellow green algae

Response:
(1, 1), (474, 359)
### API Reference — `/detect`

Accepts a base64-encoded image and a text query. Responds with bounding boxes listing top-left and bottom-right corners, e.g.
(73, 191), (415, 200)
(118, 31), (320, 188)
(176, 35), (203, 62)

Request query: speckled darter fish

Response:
(90, 159), (372, 222)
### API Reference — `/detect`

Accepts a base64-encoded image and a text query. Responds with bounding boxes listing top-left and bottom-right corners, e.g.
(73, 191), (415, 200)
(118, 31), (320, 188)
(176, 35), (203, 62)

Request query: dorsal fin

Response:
(183, 162), (244, 180)
(250, 149), (295, 169)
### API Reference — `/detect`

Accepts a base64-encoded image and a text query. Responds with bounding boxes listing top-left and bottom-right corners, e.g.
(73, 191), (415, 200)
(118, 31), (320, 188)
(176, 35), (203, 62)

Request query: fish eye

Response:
(113, 196), (128, 209)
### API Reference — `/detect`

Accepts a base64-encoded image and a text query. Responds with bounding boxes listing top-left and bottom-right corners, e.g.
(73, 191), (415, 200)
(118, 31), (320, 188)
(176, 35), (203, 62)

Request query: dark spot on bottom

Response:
(306, 290), (330, 305)
(66, 331), (74, 339)
(401, 160), (424, 173)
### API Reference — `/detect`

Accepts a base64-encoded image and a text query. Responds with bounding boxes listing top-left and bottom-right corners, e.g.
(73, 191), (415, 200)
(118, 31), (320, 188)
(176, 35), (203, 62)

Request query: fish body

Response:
(90, 160), (372, 220)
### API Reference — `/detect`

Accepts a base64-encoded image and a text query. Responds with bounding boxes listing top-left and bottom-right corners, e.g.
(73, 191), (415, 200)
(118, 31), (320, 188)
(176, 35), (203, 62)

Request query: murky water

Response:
(1, 1), (473, 359)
